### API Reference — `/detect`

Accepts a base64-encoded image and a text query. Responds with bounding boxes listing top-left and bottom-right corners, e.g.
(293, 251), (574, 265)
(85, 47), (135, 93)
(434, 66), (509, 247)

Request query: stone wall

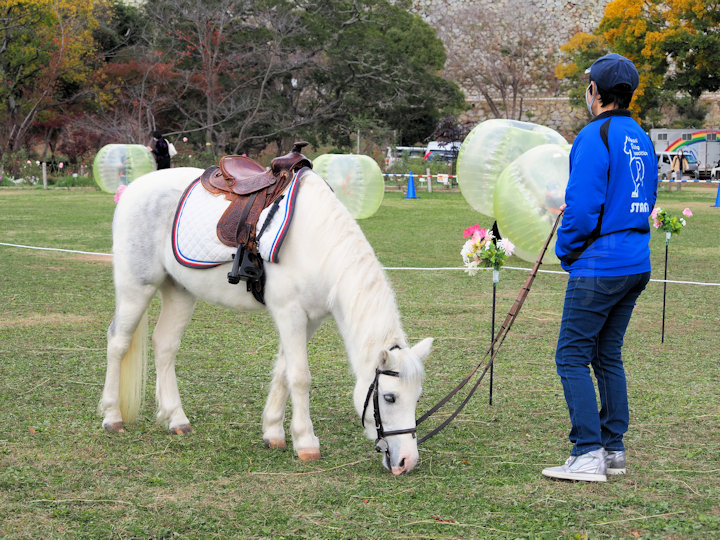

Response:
(412, 0), (612, 138)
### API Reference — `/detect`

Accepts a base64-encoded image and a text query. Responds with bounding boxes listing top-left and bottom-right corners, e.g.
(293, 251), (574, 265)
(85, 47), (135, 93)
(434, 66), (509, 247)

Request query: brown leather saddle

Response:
(199, 141), (312, 300)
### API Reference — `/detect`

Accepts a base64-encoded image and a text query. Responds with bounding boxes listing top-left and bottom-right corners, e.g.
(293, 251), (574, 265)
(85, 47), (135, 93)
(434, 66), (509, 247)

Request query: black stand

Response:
(661, 236), (669, 343)
(489, 270), (497, 405)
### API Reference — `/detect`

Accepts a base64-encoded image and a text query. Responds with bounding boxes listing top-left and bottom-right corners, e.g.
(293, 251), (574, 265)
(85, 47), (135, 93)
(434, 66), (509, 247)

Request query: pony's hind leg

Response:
(100, 284), (156, 432)
(154, 279), (197, 434)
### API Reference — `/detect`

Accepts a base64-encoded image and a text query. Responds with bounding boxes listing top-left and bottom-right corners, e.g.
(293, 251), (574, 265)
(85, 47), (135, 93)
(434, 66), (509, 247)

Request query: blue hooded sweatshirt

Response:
(555, 109), (658, 276)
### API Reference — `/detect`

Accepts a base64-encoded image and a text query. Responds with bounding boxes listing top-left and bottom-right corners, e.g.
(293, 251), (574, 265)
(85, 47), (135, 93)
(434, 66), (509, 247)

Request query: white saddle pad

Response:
(172, 170), (302, 268)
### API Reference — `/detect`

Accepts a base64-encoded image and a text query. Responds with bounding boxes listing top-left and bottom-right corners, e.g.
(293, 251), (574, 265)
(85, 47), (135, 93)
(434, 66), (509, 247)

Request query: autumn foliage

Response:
(556, 0), (720, 125)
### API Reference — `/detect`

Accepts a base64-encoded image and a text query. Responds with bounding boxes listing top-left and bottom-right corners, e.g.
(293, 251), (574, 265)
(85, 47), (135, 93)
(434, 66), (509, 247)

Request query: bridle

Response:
(361, 364), (417, 463)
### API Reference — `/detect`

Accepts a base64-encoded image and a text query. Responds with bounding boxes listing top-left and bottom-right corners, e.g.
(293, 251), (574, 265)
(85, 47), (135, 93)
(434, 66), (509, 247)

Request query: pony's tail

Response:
(118, 310), (148, 424)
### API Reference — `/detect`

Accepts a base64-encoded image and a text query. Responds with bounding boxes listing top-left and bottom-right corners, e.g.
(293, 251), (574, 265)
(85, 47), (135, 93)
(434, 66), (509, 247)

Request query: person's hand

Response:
(560, 203), (567, 211)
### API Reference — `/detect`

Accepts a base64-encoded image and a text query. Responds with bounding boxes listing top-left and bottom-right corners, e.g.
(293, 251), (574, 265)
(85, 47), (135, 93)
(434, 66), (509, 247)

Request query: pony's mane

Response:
(301, 171), (422, 381)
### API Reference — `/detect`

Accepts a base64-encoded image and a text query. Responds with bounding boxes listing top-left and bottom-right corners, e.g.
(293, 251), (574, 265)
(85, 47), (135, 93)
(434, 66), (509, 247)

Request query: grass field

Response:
(1, 183), (718, 538)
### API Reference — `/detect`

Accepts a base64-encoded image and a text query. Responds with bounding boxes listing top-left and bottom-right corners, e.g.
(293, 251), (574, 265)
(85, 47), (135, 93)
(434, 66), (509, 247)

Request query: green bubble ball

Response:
(493, 143), (571, 264)
(313, 154), (384, 219)
(93, 144), (156, 194)
(457, 119), (567, 217)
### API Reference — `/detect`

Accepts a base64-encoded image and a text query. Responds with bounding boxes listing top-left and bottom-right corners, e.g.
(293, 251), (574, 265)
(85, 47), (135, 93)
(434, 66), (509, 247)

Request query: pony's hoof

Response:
(170, 424), (193, 435)
(296, 448), (321, 461)
(264, 439), (287, 450)
(103, 421), (125, 433)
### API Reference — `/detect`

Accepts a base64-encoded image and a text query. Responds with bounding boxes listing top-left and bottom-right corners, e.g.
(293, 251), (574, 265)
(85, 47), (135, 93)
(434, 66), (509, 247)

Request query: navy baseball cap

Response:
(585, 53), (639, 91)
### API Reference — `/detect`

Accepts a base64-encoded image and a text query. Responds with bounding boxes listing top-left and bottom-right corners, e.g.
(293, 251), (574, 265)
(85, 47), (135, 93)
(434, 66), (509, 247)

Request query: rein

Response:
(416, 211), (564, 445)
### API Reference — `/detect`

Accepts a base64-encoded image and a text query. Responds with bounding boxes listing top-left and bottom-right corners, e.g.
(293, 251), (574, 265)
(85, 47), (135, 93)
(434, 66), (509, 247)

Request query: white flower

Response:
(497, 238), (515, 256)
(680, 218), (686, 226)
(463, 259), (480, 276)
(460, 239), (475, 264)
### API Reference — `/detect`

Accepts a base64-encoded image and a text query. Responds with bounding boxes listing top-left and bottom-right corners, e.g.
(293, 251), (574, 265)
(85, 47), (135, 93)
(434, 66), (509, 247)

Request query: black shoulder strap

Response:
(563, 118), (611, 266)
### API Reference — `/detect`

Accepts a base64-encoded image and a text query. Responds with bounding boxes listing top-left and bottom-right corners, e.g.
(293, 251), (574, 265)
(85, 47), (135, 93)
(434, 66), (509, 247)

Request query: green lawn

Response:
(1, 184), (718, 538)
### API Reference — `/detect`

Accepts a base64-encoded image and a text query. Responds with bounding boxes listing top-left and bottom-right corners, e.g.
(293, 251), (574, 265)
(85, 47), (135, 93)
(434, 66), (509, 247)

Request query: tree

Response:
(432, 3), (557, 120)
(0, 0), (100, 156)
(646, 0), (720, 99)
(556, 0), (720, 125)
(299, 0), (464, 146)
(132, 0), (463, 152)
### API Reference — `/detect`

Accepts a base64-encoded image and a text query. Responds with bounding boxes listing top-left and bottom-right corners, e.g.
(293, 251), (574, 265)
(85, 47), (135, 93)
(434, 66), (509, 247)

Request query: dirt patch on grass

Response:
(0, 313), (93, 328)
(58, 254), (113, 263)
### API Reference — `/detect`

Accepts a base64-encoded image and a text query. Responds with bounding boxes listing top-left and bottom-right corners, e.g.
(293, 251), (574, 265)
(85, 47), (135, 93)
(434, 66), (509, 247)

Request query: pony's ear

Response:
(411, 338), (434, 363)
(380, 349), (391, 368)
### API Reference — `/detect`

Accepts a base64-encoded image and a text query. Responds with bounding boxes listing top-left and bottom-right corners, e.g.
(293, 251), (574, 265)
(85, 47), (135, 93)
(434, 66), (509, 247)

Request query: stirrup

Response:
(227, 246), (263, 284)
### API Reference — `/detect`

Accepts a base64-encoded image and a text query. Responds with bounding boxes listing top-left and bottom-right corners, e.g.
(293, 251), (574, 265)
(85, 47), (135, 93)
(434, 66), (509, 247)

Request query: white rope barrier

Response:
(383, 174), (720, 184)
(0, 242), (112, 258)
(383, 265), (720, 286)
(383, 173), (457, 179)
(2, 242), (719, 286)
(660, 179), (720, 184)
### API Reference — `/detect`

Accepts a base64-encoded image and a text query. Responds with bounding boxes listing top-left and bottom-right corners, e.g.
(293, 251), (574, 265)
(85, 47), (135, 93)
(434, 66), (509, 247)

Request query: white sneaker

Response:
(542, 449), (607, 482)
(606, 450), (626, 475)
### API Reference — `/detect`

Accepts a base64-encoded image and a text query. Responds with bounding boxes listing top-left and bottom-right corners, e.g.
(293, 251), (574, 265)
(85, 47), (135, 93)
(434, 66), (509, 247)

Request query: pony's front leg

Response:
(262, 346), (290, 450)
(154, 280), (197, 434)
(271, 306), (320, 461)
(262, 319), (321, 451)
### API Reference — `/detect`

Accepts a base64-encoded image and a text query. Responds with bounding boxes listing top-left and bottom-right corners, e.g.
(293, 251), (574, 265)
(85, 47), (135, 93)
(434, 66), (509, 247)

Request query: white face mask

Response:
(586, 82), (597, 116)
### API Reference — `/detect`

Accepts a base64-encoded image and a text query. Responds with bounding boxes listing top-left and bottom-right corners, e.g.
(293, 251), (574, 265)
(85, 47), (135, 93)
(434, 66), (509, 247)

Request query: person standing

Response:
(542, 53), (658, 482)
(151, 131), (172, 170)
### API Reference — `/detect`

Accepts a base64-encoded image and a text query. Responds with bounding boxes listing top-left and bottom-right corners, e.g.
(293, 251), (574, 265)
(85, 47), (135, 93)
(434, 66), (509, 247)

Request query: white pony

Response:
(99, 166), (433, 474)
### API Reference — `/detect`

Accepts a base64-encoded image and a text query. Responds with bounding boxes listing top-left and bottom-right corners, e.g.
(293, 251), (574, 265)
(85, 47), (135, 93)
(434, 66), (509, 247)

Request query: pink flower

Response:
(471, 228), (488, 243)
(682, 208), (693, 217)
(464, 224), (481, 239)
(650, 207), (660, 219)
(58, 162), (64, 169)
(114, 184), (127, 203)
(182, 137), (188, 142)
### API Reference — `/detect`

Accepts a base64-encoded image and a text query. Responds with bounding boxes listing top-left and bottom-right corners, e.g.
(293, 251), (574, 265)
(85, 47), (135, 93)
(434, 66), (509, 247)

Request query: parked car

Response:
(423, 141), (461, 164)
(657, 151), (699, 180)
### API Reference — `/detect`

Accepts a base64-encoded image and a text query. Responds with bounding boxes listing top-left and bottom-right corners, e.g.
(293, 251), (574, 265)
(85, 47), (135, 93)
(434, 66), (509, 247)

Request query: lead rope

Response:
(417, 211), (564, 445)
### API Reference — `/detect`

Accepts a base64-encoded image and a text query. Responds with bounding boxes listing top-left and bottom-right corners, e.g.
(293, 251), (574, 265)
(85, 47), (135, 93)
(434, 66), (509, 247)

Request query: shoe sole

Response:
(607, 467), (626, 475)
(542, 469), (607, 482)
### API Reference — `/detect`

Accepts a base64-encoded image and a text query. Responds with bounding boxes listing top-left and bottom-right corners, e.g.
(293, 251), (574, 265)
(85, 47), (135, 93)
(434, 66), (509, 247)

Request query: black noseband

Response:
(361, 367), (417, 460)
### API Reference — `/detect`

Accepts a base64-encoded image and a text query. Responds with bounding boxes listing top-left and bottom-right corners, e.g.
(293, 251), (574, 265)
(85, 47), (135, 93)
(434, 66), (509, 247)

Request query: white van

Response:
(423, 141), (461, 163)
(657, 151), (699, 180)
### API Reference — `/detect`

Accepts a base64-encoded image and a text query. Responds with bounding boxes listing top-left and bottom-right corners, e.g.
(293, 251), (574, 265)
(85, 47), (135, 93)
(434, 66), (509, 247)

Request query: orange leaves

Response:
(604, 0), (644, 20)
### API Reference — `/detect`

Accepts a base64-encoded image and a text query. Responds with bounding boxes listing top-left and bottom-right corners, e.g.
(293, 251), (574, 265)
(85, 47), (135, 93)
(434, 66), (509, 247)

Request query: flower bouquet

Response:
(650, 207), (692, 343)
(461, 224), (515, 282)
(651, 207), (692, 244)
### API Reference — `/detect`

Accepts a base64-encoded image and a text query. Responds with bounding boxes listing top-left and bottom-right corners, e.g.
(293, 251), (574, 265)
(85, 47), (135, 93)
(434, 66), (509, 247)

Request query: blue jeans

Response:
(555, 272), (650, 456)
